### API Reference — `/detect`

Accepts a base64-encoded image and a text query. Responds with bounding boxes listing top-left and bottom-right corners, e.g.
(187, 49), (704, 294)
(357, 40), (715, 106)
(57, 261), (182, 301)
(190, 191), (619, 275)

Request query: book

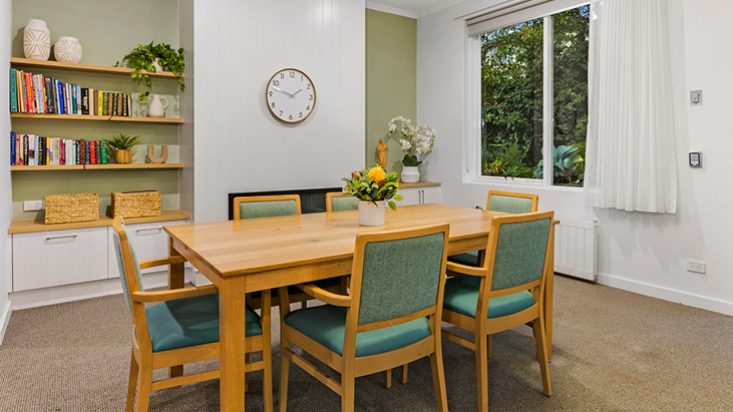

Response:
(81, 88), (89, 115)
(97, 90), (103, 116)
(24, 72), (33, 112)
(10, 131), (15, 166)
(16, 70), (24, 113)
(10, 69), (18, 113)
(76, 85), (82, 115)
(44, 77), (54, 114)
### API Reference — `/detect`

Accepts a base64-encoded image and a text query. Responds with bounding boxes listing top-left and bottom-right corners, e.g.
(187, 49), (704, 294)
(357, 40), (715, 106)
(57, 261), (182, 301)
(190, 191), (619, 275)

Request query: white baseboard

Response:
(596, 272), (733, 317)
(10, 269), (197, 310)
(0, 300), (12, 345)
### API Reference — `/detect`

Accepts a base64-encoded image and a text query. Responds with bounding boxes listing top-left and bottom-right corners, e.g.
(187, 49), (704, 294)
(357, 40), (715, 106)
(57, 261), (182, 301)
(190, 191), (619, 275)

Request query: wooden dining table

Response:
(163, 203), (555, 411)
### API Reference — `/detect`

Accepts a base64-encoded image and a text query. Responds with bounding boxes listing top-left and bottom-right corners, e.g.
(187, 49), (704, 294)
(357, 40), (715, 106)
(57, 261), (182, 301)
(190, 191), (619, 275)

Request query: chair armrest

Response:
(132, 285), (217, 303)
(446, 261), (487, 277)
(138, 256), (186, 270)
(296, 284), (352, 307)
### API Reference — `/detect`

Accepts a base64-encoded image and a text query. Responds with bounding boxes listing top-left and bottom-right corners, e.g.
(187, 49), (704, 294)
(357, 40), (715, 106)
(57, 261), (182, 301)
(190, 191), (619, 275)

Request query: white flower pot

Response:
(401, 166), (420, 183)
(358, 200), (385, 226)
(23, 19), (51, 61)
(54, 36), (83, 63)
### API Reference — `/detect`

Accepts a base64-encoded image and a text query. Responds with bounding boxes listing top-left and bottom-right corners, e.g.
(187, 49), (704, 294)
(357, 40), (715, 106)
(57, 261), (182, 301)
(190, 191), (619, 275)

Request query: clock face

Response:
(266, 68), (316, 123)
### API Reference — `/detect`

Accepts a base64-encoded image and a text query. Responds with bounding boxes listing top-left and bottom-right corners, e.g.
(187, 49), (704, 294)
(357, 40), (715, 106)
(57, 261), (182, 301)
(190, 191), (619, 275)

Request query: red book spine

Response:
(25, 72), (33, 112)
(91, 141), (96, 164)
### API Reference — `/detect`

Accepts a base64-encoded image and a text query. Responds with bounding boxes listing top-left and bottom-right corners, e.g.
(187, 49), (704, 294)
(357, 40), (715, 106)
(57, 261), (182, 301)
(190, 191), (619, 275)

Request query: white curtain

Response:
(584, 0), (678, 213)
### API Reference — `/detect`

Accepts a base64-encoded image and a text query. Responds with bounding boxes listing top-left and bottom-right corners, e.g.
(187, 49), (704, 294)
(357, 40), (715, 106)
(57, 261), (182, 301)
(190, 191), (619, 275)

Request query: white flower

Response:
(387, 116), (437, 157)
(399, 139), (412, 151)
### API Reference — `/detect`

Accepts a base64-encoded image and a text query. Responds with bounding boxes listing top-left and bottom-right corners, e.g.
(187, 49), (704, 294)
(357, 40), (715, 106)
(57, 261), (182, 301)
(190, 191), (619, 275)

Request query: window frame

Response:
(464, 2), (589, 191)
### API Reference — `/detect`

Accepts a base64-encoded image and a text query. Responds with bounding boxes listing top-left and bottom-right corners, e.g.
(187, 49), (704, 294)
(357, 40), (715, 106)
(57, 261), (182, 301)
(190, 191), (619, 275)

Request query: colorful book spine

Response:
(9, 69), (18, 112)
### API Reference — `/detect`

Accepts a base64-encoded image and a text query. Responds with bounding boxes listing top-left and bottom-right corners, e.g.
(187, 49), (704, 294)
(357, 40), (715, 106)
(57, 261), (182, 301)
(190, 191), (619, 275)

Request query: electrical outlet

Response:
(23, 200), (43, 212)
(686, 259), (706, 274)
(690, 90), (703, 106)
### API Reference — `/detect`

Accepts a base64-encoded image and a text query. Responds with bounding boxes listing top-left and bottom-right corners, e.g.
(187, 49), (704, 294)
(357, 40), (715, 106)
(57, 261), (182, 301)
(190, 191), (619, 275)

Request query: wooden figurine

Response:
(146, 145), (168, 164)
(377, 138), (388, 169)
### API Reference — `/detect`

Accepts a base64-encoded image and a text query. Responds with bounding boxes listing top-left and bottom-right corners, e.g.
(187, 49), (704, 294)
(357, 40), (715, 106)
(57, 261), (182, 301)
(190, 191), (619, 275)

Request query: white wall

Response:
(193, 0), (366, 222)
(0, 0), (13, 342)
(417, 0), (733, 315)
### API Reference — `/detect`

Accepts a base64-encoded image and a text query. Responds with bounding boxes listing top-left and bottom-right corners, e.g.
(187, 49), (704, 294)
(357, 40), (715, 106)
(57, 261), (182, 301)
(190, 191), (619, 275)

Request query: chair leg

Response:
(475, 333), (489, 412)
(401, 363), (409, 384)
(341, 370), (355, 412)
(487, 335), (493, 359)
(385, 369), (392, 389)
(134, 360), (153, 412)
(278, 339), (291, 412)
(533, 320), (552, 397)
(125, 350), (138, 412)
(262, 291), (274, 412)
(429, 349), (448, 412)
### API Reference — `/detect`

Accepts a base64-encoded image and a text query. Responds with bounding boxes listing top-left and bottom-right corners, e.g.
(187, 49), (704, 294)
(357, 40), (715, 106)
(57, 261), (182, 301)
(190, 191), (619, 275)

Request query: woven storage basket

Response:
(44, 192), (99, 224)
(111, 190), (161, 218)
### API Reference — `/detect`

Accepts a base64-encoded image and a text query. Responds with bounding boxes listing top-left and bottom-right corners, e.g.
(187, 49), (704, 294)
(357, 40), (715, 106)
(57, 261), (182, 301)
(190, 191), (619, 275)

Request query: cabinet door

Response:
(108, 220), (187, 278)
(399, 188), (421, 206)
(421, 187), (442, 204)
(12, 228), (109, 292)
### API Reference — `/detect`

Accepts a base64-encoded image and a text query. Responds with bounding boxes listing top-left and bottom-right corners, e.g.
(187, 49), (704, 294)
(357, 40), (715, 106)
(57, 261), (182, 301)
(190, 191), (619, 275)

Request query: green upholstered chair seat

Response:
(284, 305), (431, 357)
(448, 251), (480, 266)
(146, 294), (262, 353)
(443, 277), (535, 319)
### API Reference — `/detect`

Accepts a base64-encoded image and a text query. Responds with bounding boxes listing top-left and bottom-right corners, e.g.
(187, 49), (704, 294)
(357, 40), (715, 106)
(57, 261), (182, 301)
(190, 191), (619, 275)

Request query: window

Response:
(477, 4), (589, 187)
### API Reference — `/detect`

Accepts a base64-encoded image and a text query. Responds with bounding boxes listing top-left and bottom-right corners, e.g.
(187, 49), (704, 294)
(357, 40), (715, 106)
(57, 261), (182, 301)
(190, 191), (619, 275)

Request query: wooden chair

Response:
(111, 217), (272, 412)
(233, 194), (343, 309)
(442, 211), (554, 411)
(278, 225), (451, 412)
(325, 191), (359, 213)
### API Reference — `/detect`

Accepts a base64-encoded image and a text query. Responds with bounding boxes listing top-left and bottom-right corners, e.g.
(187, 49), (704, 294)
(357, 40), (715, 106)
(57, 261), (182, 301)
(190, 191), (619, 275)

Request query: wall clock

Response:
(266, 68), (316, 123)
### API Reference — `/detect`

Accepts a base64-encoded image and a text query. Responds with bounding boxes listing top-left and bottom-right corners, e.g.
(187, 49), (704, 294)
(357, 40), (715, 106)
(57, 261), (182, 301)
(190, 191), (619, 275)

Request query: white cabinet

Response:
(107, 220), (187, 278)
(400, 185), (442, 206)
(12, 227), (109, 292)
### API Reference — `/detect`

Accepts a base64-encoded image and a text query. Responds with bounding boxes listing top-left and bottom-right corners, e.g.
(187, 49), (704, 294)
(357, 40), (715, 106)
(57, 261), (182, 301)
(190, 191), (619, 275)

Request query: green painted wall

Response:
(366, 9), (416, 173)
(11, 0), (180, 219)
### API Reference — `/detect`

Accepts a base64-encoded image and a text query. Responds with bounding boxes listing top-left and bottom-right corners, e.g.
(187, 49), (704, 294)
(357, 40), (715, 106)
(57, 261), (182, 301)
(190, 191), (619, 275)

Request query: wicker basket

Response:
(110, 190), (161, 218)
(44, 192), (99, 224)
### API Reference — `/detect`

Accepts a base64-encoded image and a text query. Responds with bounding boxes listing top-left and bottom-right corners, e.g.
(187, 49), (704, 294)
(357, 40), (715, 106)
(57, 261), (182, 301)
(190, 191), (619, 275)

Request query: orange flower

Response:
(351, 170), (361, 179)
(367, 165), (386, 183)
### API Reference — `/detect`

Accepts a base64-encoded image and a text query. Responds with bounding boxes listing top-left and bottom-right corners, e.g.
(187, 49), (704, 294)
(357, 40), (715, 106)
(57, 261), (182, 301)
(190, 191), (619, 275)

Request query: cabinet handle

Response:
(419, 189), (424, 204)
(135, 227), (163, 235)
(45, 234), (78, 241)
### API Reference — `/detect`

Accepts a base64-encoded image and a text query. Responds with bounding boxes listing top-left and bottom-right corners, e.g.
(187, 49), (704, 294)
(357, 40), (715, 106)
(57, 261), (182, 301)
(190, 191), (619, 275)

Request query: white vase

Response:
(401, 166), (420, 183)
(23, 19), (51, 61)
(147, 94), (169, 117)
(54, 36), (82, 63)
(358, 200), (385, 226)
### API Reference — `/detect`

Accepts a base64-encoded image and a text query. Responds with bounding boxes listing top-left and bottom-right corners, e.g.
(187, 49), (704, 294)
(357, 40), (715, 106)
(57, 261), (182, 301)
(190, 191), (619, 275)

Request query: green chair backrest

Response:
(491, 215), (551, 291)
(112, 225), (143, 311)
(237, 198), (300, 219)
(357, 232), (446, 325)
(488, 194), (535, 214)
(330, 196), (359, 212)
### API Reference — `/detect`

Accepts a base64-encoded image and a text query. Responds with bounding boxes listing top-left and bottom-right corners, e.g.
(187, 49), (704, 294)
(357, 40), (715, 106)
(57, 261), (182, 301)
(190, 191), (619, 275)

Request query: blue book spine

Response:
(57, 81), (65, 114)
(10, 131), (15, 166)
(9, 69), (17, 113)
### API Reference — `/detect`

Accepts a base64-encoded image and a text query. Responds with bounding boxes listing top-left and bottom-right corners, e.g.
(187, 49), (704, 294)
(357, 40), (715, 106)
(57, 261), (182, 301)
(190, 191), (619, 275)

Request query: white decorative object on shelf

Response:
(358, 201), (385, 226)
(54, 36), (83, 63)
(400, 166), (420, 183)
(147, 94), (168, 117)
(23, 19), (51, 61)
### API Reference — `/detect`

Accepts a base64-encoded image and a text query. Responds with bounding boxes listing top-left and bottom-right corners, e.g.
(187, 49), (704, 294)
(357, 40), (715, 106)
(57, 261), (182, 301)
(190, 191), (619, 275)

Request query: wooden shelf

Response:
(400, 181), (441, 189)
(11, 163), (184, 172)
(10, 113), (183, 124)
(10, 57), (179, 79)
(8, 209), (190, 235)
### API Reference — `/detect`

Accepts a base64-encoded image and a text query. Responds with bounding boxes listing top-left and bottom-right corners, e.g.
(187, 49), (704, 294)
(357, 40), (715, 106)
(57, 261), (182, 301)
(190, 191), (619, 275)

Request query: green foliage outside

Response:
(481, 5), (589, 186)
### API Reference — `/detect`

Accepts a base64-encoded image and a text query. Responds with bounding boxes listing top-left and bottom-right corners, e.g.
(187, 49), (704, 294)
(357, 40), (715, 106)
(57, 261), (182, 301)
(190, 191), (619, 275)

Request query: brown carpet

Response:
(1, 275), (732, 411)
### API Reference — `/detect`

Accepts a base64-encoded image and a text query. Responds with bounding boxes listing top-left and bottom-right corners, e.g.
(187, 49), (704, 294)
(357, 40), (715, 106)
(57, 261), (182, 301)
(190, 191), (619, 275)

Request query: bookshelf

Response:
(10, 113), (184, 124)
(10, 57), (179, 79)
(11, 163), (184, 172)
(8, 209), (190, 234)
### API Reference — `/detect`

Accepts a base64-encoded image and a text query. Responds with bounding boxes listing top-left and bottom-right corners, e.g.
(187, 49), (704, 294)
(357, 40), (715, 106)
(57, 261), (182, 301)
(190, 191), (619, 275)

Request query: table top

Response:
(165, 204), (500, 278)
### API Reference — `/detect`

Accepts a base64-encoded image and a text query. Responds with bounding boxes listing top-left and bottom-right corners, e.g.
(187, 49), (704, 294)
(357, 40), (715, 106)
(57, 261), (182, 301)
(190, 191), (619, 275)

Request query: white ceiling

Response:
(366, 0), (463, 18)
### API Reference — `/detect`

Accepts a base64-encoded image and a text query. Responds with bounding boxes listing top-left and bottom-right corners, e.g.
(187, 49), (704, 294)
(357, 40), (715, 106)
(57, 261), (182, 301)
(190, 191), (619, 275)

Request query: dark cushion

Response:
(284, 305), (430, 357)
(146, 294), (262, 352)
(443, 277), (535, 319)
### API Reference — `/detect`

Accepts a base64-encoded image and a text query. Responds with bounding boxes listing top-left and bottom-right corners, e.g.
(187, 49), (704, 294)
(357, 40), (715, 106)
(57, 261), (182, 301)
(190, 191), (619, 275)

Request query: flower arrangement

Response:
(388, 116), (437, 167)
(343, 165), (403, 210)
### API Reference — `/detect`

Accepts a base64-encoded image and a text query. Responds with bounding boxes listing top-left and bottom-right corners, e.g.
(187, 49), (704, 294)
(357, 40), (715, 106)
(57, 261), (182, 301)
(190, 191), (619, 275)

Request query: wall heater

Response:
(554, 219), (598, 281)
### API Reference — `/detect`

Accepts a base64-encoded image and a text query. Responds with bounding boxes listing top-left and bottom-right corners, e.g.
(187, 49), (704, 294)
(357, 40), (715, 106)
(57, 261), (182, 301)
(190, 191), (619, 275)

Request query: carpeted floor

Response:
(1, 275), (732, 411)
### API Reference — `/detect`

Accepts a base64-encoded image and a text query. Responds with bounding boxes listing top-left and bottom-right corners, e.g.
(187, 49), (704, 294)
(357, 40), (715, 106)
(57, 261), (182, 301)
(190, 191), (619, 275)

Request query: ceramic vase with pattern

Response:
(23, 19), (51, 61)
(54, 36), (83, 63)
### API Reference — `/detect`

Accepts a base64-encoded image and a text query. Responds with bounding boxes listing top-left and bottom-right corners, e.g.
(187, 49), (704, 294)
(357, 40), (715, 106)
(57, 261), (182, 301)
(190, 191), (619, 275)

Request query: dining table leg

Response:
(168, 238), (185, 378)
(219, 277), (247, 411)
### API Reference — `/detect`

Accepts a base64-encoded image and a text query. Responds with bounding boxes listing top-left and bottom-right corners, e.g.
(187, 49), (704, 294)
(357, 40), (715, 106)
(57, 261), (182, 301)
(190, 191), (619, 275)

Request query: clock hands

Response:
(272, 86), (294, 97)
(291, 88), (303, 96)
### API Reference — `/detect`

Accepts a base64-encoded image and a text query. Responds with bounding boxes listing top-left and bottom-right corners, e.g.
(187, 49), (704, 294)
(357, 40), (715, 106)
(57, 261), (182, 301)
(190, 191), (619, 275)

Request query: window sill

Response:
(463, 175), (586, 193)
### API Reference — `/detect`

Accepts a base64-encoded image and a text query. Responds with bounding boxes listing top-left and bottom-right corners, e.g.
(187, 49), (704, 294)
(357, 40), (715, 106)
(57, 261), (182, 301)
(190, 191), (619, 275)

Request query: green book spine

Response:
(102, 92), (108, 116)
(101, 145), (108, 164)
(9, 69), (17, 112)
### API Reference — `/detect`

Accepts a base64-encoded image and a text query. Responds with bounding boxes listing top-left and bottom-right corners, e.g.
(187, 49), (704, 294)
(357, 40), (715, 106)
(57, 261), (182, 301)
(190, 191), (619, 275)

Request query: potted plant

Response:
(388, 116), (437, 183)
(106, 134), (140, 164)
(342, 166), (403, 226)
(116, 42), (185, 103)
